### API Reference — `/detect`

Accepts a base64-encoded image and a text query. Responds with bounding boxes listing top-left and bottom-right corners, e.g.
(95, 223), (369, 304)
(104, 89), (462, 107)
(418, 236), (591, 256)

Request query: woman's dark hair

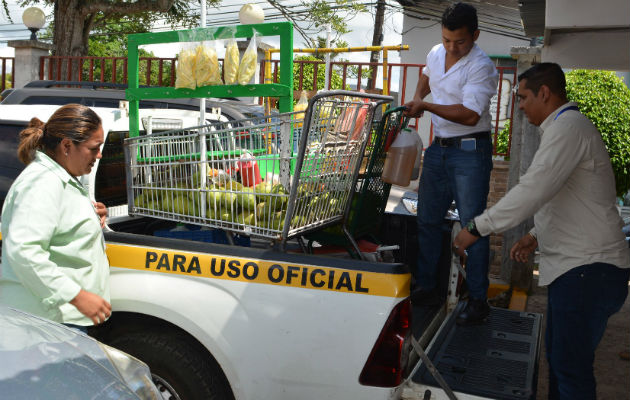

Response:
(442, 2), (478, 34)
(17, 103), (102, 165)
(518, 62), (567, 98)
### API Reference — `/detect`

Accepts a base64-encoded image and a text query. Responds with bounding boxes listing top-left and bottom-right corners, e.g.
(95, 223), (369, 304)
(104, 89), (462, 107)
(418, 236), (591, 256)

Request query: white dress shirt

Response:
(475, 103), (630, 286)
(423, 43), (499, 138)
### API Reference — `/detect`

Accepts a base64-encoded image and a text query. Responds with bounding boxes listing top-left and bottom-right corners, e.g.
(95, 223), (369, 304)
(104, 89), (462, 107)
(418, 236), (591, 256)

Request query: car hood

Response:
(0, 306), (139, 399)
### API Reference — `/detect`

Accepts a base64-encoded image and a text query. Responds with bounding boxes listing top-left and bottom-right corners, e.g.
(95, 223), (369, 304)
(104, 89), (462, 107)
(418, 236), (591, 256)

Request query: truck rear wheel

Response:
(109, 331), (233, 400)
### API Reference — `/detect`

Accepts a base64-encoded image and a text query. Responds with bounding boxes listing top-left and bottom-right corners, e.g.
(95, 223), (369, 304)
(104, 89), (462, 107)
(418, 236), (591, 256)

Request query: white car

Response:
(0, 305), (161, 399)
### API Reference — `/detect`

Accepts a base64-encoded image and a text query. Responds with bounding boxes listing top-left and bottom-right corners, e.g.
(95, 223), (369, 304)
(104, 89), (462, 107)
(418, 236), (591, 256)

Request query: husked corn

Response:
(175, 48), (196, 90)
(237, 47), (257, 85)
(224, 41), (240, 85)
(195, 45), (222, 87)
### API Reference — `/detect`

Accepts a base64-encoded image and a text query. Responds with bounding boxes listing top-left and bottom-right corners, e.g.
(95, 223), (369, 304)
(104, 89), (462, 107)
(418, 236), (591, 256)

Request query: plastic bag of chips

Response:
(195, 42), (222, 87)
(237, 33), (258, 85)
(223, 39), (240, 85)
(175, 47), (196, 90)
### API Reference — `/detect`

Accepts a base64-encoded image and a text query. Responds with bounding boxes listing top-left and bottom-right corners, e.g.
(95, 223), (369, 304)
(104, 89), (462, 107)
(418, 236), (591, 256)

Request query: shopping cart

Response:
(303, 106), (408, 257)
(124, 90), (393, 251)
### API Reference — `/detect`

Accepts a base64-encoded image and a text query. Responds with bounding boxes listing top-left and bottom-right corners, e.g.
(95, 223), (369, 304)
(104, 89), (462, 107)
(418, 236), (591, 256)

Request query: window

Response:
(95, 130), (129, 207)
(0, 122), (27, 210)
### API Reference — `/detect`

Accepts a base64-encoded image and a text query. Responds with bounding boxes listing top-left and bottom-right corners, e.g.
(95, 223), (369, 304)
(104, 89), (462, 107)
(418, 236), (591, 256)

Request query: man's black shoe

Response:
(456, 298), (490, 325)
(410, 287), (441, 306)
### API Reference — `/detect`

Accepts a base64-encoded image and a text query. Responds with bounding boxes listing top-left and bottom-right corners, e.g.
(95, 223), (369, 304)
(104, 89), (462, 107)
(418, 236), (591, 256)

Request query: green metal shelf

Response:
(126, 22), (294, 137)
(125, 83), (291, 101)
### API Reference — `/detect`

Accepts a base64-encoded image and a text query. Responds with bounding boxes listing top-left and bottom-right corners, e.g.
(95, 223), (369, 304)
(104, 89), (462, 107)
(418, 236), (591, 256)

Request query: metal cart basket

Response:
(304, 105), (408, 254)
(124, 90), (393, 247)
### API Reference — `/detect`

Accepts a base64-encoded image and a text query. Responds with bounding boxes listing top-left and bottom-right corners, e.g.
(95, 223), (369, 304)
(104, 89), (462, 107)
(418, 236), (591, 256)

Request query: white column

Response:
(7, 40), (53, 88)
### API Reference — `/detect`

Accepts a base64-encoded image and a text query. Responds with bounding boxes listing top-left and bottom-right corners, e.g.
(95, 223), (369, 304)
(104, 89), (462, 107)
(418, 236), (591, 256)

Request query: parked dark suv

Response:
(0, 80), (270, 121)
(0, 118), (25, 209)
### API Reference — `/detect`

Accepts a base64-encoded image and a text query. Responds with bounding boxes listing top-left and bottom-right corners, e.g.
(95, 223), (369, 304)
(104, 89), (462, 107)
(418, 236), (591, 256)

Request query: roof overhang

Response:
(519, 0), (630, 70)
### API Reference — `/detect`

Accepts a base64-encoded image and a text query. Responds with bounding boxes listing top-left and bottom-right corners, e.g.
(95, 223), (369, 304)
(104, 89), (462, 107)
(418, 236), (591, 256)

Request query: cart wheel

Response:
(109, 331), (233, 400)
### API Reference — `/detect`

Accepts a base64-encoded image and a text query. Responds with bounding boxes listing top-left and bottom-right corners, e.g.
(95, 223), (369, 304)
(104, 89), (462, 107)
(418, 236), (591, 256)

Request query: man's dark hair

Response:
(442, 2), (478, 34)
(518, 62), (567, 98)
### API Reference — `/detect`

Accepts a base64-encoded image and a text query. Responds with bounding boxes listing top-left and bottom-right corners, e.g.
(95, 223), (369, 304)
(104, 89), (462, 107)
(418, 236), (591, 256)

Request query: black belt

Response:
(434, 131), (490, 147)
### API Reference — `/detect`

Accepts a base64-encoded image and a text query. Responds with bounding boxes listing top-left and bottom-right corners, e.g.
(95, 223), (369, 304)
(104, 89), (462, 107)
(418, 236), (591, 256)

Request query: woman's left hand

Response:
(70, 289), (112, 325)
(93, 201), (107, 228)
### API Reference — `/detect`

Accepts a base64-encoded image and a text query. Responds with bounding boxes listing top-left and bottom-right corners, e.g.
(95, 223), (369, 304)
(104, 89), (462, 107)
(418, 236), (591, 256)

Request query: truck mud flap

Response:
(413, 305), (542, 400)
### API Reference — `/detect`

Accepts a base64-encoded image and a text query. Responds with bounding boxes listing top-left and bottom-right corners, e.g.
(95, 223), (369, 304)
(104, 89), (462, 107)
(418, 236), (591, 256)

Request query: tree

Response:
(310, 37), (347, 61)
(7, 0), (210, 57)
(268, 0), (365, 48)
(565, 70), (630, 196)
(366, 0), (384, 90)
(5, 0), (364, 58)
(3, 72), (12, 90)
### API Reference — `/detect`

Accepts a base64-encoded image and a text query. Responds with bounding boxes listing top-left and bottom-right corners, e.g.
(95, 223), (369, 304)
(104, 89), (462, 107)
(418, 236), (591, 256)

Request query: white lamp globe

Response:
(22, 7), (45, 40)
(239, 3), (265, 25)
(22, 7), (45, 30)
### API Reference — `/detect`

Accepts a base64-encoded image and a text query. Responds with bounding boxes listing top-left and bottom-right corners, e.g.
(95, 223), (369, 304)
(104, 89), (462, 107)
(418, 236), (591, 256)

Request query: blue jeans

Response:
(546, 263), (629, 400)
(416, 136), (493, 299)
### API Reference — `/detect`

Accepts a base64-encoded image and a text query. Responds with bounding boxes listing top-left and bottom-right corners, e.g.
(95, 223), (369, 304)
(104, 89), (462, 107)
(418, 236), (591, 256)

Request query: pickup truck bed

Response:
(379, 204), (542, 400)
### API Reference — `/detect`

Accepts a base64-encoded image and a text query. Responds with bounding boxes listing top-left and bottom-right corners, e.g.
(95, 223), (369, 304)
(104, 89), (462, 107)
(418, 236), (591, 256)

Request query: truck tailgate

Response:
(409, 302), (543, 400)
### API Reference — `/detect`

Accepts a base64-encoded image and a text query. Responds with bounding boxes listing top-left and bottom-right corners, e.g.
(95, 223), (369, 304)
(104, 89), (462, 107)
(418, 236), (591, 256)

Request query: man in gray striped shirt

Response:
(453, 62), (630, 400)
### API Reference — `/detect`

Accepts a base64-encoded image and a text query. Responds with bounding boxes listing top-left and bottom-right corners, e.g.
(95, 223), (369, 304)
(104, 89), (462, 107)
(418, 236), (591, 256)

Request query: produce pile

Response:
(133, 169), (347, 234)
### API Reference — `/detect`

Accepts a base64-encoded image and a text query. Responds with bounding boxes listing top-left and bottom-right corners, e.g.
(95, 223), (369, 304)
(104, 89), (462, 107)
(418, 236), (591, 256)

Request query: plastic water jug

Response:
(410, 128), (423, 180)
(382, 127), (421, 187)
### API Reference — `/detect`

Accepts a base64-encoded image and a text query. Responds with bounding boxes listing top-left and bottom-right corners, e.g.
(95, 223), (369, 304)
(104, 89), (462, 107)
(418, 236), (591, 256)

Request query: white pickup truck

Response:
(0, 103), (542, 400)
(0, 104), (414, 400)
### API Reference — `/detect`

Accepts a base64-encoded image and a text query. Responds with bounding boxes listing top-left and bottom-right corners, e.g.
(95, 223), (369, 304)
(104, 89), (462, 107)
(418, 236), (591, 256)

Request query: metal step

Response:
(413, 305), (543, 400)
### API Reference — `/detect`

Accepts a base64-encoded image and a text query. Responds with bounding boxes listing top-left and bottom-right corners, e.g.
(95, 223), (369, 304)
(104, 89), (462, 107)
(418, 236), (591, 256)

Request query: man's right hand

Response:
(69, 289), (112, 325)
(403, 99), (425, 118)
(509, 234), (538, 263)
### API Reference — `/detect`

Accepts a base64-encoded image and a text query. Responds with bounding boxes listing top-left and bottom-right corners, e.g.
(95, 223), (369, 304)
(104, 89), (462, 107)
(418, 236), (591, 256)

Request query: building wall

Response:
(488, 159), (510, 276)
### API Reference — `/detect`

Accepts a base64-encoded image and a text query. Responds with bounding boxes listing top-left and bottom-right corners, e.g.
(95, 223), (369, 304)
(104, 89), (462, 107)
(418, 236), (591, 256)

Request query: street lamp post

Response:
(22, 7), (46, 41)
(9, 6), (51, 88)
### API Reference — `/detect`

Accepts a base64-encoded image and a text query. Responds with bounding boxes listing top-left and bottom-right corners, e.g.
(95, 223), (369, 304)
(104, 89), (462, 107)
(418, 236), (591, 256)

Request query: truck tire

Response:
(109, 331), (233, 400)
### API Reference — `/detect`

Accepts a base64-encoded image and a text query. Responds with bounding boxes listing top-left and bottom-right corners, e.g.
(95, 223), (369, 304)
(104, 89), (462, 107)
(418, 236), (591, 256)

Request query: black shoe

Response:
(456, 298), (490, 325)
(410, 287), (441, 306)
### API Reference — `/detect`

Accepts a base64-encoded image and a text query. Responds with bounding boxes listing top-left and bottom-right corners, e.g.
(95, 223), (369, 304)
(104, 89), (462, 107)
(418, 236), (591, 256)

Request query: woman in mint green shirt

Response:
(0, 104), (111, 329)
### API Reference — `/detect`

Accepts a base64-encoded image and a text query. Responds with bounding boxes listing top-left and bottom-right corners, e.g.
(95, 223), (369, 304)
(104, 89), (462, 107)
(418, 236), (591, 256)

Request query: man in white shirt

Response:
(404, 2), (499, 325)
(453, 62), (630, 399)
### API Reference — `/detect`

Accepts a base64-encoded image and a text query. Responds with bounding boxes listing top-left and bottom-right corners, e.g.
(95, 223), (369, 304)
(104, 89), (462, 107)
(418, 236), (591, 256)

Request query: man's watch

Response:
(465, 219), (482, 237)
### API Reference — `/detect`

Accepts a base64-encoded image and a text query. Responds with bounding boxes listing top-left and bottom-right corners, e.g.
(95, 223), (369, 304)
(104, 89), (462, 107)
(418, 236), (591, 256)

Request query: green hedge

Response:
(495, 119), (510, 156)
(566, 70), (630, 196)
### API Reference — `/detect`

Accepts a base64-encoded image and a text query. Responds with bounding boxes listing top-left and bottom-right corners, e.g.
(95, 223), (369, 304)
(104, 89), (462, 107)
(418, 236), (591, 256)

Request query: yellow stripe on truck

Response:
(106, 243), (410, 298)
